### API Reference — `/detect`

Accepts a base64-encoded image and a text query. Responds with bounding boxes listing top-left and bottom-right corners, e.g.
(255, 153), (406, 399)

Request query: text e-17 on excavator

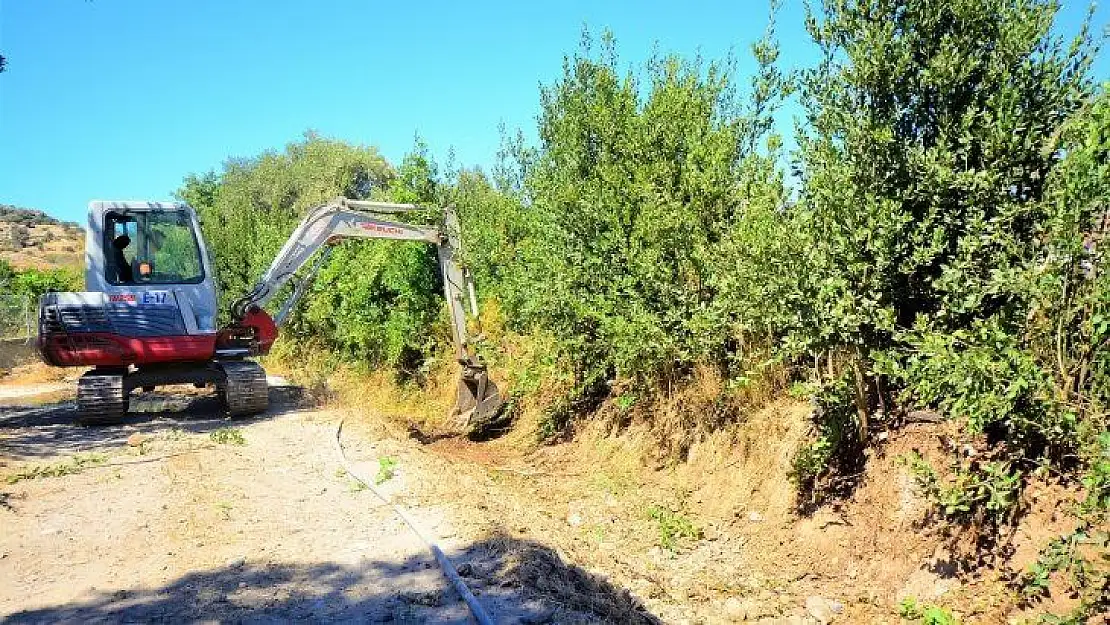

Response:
(37, 198), (504, 430)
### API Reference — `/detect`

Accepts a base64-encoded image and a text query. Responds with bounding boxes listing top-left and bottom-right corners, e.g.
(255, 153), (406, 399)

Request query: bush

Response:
(178, 134), (449, 373)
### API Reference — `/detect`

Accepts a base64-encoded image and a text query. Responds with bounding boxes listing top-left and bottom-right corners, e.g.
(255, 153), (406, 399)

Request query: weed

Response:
(614, 393), (638, 413)
(790, 372), (867, 510)
(1018, 527), (1109, 621)
(898, 597), (958, 624)
(787, 380), (819, 399)
(589, 471), (635, 497)
(5, 453), (107, 484)
(588, 524), (607, 544)
(375, 456), (398, 485)
(899, 452), (1021, 528)
(1080, 430), (1110, 516)
(899, 451), (939, 488)
(209, 427), (246, 446)
(215, 501), (233, 520)
(646, 505), (700, 551)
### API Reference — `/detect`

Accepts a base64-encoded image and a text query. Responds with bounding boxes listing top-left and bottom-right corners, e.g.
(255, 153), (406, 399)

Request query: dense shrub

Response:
(476, 28), (791, 409)
(0, 260), (82, 300)
(790, 0), (1101, 504)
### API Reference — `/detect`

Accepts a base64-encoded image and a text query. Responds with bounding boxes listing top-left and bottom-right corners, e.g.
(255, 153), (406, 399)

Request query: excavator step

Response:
(218, 360), (269, 417)
(76, 371), (128, 425)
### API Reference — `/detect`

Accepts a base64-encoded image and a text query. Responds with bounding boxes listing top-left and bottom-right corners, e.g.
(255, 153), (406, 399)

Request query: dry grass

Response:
(263, 342), (458, 438)
(0, 358), (69, 385)
(476, 529), (659, 624)
(0, 341), (38, 376)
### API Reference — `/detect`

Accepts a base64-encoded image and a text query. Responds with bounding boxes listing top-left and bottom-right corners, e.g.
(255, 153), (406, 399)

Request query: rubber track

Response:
(76, 373), (128, 425)
(219, 360), (269, 417)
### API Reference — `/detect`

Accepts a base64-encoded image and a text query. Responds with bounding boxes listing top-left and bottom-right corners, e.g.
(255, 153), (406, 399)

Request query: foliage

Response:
(466, 22), (791, 441)
(791, 0), (1100, 508)
(0, 263), (82, 301)
(4, 453), (106, 484)
(178, 133), (451, 373)
(881, 319), (1078, 458)
(178, 132), (394, 321)
(1019, 527), (1110, 622)
(646, 505), (701, 551)
(898, 597), (958, 625)
(209, 427), (246, 446)
(797, 0), (1095, 358)
(374, 456), (398, 485)
(1081, 431), (1110, 515)
(791, 372), (864, 508)
(904, 451), (1022, 525)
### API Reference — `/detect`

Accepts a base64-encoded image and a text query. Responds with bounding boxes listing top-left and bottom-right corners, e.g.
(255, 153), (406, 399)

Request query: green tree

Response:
(178, 132), (394, 321)
(797, 0), (1098, 430)
(178, 134), (454, 373)
(300, 139), (446, 373)
(508, 27), (790, 399)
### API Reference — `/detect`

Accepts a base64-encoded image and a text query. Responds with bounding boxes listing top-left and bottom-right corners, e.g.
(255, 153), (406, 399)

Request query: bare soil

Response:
(0, 362), (1096, 624)
(0, 373), (607, 624)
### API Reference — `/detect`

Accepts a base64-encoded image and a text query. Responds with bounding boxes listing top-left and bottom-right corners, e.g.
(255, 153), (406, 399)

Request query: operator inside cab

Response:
(111, 234), (134, 283)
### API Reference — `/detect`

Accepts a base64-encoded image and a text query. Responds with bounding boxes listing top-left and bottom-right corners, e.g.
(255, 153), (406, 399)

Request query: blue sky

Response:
(0, 1), (1106, 224)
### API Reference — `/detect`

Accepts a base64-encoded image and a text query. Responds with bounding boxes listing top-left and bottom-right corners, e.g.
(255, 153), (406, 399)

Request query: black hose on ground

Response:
(332, 418), (494, 625)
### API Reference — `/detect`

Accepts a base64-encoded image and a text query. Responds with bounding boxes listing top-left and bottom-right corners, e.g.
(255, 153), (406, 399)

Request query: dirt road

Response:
(0, 380), (606, 624)
(4, 369), (1038, 624)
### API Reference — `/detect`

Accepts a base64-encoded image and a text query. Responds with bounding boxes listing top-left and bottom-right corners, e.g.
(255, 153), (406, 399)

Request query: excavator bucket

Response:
(455, 366), (505, 436)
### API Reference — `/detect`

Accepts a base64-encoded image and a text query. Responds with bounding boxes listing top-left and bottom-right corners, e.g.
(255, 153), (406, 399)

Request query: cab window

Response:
(104, 211), (204, 285)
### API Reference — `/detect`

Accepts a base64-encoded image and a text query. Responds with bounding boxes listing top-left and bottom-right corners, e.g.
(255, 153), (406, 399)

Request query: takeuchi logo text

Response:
(358, 222), (405, 236)
(109, 294), (136, 302)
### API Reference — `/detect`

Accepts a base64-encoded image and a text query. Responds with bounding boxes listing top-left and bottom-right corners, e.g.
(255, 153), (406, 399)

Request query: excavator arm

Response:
(224, 197), (502, 430)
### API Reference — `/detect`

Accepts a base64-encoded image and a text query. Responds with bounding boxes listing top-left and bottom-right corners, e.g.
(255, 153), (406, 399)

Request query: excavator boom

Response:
(226, 198), (503, 431)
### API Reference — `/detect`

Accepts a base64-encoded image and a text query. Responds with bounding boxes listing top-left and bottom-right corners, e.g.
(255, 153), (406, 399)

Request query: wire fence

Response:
(0, 293), (35, 341)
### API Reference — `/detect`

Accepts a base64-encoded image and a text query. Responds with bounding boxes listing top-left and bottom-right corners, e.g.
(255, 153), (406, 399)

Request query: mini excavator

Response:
(37, 198), (503, 430)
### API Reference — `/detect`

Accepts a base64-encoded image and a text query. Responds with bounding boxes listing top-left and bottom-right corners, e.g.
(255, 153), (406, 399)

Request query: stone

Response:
(127, 432), (151, 447)
(723, 597), (759, 620)
(748, 511), (765, 522)
(805, 596), (844, 624)
(898, 569), (955, 602)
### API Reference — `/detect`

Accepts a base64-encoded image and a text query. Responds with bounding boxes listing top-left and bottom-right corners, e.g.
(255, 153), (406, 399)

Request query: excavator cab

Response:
(37, 202), (253, 425)
(40, 201), (221, 370)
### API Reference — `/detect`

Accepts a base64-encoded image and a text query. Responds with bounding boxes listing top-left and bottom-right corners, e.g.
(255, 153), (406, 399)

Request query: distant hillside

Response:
(0, 204), (81, 230)
(0, 204), (84, 270)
